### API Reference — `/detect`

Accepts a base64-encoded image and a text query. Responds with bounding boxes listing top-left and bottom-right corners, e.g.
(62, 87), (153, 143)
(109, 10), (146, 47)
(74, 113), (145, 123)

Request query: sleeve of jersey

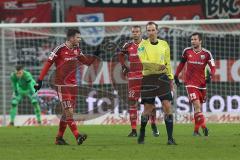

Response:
(165, 42), (174, 80)
(175, 50), (187, 77)
(78, 53), (95, 66)
(118, 43), (129, 66)
(10, 73), (17, 91)
(137, 42), (147, 63)
(208, 58), (216, 75)
(38, 50), (57, 80)
(38, 61), (53, 81)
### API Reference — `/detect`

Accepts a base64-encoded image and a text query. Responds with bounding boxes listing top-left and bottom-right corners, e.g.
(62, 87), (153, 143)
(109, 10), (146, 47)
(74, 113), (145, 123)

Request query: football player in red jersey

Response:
(35, 29), (97, 145)
(174, 32), (216, 136)
(118, 26), (159, 137)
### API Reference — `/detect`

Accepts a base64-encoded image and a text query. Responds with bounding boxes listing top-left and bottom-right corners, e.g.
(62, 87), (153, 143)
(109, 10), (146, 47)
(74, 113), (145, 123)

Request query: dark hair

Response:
(67, 28), (80, 39)
(146, 21), (158, 30)
(132, 25), (141, 31)
(191, 32), (202, 41)
(16, 64), (23, 71)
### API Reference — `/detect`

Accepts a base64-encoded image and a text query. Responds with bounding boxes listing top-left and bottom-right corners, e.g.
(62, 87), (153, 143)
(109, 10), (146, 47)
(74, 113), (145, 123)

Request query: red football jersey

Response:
(48, 43), (81, 85)
(182, 47), (215, 88)
(121, 41), (143, 79)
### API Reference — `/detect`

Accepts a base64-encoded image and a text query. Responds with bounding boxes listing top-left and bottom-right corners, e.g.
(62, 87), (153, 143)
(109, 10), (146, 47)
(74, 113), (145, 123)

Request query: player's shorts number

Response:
(61, 100), (72, 108)
(189, 93), (197, 100)
(128, 90), (135, 98)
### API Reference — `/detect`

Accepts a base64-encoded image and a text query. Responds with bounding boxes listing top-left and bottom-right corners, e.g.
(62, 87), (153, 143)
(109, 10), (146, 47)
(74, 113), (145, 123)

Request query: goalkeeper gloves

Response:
(34, 79), (42, 92)
(174, 75), (181, 87)
(122, 64), (129, 77)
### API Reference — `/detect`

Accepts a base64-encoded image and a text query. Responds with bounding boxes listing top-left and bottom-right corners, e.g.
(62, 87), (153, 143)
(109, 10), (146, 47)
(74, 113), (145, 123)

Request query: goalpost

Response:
(0, 19), (240, 126)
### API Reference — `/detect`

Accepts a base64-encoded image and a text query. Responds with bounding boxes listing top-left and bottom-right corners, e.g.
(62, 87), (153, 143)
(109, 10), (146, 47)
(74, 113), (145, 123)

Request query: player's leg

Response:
(138, 75), (156, 144)
(63, 100), (87, 145)
(55, 86), (70, 145)
(199, 89), (208, 136)
(150, 108), (159, 137)
(138, 101), (155, 144)
(55, 100), (68, 145)
(187, 87), (205, 136)
(29, 93), (41, 124)
(9, 94), (22, 126)
(64, 86), (87, 145)
(56, 112), (68, 145)
(158, 74), (176, 145)
(55, 109), (69, 145)
(128, 100), (138, 137)
(127, 79), (140, 137)
(162, 99), (176, 145)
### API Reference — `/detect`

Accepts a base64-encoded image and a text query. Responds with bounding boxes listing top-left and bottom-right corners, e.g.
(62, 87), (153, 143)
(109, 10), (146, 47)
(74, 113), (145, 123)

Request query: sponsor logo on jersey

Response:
(188, 61), (204, 65)
(64, 57), (78, 61)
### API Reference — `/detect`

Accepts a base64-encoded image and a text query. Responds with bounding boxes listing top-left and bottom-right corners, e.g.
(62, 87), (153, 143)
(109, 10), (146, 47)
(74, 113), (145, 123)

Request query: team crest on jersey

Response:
(74, 50), (78, 55)
(76, 13), (104, 46)
(138, 46), (144, 54)
(200, 55), (205, 59)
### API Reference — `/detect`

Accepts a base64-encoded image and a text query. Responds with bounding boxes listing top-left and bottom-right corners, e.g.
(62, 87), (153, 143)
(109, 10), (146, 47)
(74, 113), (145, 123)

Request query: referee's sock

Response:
(140, 115), (149, 136)
(165, 114), (173, 140)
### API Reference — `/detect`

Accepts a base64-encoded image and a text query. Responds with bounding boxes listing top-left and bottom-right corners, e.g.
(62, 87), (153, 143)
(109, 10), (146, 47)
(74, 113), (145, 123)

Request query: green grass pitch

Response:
(0, 124), (240, 160)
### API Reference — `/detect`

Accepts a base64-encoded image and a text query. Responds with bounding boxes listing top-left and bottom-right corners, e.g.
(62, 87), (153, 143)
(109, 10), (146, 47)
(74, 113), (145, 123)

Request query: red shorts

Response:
(55, 85), (77, 103)
(128, 78), (142, 101)
(186, 87), (206, 103)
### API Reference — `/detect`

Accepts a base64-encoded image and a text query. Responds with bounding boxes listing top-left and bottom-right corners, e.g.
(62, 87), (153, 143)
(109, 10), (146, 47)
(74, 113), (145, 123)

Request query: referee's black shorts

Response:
(141, 74), (172, 104)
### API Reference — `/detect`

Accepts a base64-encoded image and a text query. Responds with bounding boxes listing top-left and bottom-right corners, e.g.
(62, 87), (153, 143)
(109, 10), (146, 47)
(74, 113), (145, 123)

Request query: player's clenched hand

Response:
(122, 64), (129, 77)
(174, 75), (181, 87)
(34, 79), (42, 92)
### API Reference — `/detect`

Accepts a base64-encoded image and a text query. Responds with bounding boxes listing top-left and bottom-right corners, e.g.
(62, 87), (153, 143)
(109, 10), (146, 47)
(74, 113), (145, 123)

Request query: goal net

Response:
(0, 20), (240, 126)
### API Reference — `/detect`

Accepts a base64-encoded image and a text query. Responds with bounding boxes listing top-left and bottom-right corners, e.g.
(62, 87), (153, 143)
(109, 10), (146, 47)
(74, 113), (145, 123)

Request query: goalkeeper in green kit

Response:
(9, 65), (41, 126)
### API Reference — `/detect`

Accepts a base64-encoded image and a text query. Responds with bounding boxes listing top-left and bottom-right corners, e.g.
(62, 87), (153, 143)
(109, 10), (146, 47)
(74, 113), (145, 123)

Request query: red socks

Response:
(57, 118), (67, 138)
(194, 112), (206, 132)
(150, 115), (156, 125)
(66, 118), (79, 139)
(129, 107), (137, 129)
(57, 117), (79, 139)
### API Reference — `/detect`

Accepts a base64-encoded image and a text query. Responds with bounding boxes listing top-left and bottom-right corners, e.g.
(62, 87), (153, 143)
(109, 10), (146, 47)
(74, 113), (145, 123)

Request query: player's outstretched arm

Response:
(174, 57), (186, 87)
(117, 50), (129, 76)
(34, 61), (52, 92)
(78, 46), (101, 66)
(206, 59), (216, 83)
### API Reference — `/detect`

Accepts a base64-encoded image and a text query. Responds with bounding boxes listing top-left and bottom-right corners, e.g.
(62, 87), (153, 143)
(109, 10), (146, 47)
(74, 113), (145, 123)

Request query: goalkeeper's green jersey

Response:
(10, 70), (36, 92)
(137, 39), (173, 80)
